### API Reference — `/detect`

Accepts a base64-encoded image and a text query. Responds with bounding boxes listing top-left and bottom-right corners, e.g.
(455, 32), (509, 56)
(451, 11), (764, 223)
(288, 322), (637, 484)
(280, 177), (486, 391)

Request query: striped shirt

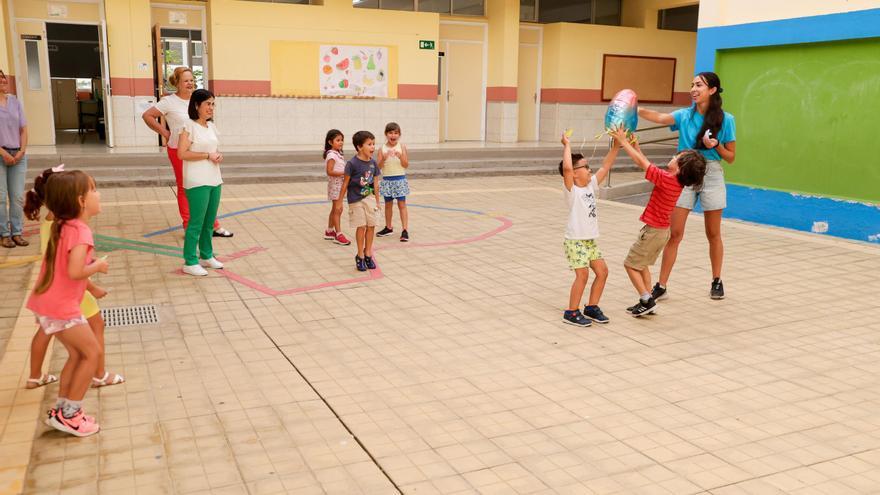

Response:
(640, 164), (683, 228)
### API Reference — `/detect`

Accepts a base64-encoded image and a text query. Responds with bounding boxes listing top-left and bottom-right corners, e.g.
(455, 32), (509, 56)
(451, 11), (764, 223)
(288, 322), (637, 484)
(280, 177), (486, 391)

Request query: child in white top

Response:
(323, 129), (350, 246)
(376, 122), (410, 242)
(560, 132), (619, 327)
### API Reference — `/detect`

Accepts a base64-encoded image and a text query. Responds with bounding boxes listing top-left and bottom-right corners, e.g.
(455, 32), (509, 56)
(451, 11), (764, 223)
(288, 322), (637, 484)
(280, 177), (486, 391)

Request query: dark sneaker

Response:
(710, 278), (725, 300)
(628, 298), (656, 317)
(400, 230), (409, 242)
(651, 283), (668, 301)
(563, 310), (592, 327)
(583, 305), (609, 324)
(377, 227), (394, 237)
(355, 256), (367, 272)
(364, 256), (377, 270)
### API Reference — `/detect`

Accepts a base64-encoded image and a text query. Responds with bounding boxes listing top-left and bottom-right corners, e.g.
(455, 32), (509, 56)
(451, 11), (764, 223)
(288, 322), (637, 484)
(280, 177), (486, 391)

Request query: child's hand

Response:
(92, 257), (109, 274)
(611, 127), (628, 142)
(90, 285), (109, 299)
(561, 133), (570, 146)
(701, 129), (718, 149)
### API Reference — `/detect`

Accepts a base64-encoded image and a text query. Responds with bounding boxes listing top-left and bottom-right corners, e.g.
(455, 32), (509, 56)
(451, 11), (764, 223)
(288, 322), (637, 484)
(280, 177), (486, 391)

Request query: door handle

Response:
(533, 93), (537, 103)
(447, 90), (451, 101)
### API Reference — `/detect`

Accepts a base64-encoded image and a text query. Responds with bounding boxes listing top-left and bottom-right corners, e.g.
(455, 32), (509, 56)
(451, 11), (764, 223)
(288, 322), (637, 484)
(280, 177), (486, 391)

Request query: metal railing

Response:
(604, 125), (678, 188)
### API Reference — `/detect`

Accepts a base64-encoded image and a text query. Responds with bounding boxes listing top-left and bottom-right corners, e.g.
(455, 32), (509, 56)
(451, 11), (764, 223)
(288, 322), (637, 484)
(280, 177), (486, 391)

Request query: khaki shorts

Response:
(624, 225), (670, 269)
(348, 200), (380, 228)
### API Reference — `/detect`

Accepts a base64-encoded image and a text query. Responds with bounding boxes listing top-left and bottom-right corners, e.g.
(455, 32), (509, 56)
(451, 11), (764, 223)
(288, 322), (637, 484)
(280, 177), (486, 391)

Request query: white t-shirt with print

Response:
(153, 94), (189, 149)
(564, 176), (599, 240)
(182, 121), (222, 189)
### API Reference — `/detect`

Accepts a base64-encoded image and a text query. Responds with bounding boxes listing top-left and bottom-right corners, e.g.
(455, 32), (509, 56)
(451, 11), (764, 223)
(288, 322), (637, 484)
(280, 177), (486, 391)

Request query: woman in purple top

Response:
(0, 70), (29, 248)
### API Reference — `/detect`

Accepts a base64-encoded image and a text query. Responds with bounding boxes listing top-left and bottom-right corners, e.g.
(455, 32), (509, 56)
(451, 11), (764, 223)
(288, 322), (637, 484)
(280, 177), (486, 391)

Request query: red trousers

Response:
(168, 147), (220, 230)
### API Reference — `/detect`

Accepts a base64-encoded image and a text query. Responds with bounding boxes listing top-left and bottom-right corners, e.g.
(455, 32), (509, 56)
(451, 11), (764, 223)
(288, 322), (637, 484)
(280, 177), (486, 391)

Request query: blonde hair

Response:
(168, 66), (193, 89)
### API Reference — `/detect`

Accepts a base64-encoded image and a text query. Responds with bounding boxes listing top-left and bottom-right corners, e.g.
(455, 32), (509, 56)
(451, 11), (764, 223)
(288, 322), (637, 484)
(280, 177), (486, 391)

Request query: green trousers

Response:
(183, 185), (221, 266)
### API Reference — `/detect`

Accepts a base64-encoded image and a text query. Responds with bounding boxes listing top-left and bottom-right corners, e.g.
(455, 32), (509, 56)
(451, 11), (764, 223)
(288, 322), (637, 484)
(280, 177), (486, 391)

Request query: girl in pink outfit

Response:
(26, 170), (106, 437)
(323, 129), (350, 245)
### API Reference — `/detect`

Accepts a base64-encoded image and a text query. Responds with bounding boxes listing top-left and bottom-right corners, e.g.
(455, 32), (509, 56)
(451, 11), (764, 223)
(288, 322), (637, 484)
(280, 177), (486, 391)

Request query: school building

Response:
(0, 0), (701, 149)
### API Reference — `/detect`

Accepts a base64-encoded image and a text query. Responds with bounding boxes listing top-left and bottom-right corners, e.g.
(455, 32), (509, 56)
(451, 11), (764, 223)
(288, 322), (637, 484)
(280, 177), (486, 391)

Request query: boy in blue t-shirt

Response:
(341, 131), (382, 272)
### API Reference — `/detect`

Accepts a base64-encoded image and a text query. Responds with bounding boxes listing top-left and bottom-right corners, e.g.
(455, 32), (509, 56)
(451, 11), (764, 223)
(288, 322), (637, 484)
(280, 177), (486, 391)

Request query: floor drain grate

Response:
(101, 305), (159, 328)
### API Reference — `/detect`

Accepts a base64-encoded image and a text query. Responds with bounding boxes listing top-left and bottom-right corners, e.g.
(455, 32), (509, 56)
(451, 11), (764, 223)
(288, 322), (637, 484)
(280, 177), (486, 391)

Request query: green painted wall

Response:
(716, 38), (880, 203)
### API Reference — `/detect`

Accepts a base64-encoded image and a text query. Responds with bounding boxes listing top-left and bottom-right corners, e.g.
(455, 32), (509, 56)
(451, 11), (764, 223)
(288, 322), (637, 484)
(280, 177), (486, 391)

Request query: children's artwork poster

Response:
(319, 45), (388, 97)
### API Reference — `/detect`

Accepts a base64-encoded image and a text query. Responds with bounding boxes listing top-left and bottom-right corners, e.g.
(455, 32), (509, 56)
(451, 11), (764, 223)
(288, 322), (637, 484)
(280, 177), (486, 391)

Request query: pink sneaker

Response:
(334, 233), (351, 246)
(45, 408), (95, 427)
(49, 409), (100, 437)
(323, 229), (336, 240)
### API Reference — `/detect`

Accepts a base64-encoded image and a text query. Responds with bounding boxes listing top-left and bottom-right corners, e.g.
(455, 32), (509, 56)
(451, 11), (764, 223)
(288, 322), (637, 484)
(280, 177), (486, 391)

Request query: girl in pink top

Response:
(26, 170), (107, 437)
(323, 129), (350, 245)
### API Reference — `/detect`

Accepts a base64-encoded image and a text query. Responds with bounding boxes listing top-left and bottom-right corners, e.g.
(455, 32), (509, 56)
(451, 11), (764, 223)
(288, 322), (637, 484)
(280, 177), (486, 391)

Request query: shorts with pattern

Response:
(379, 176), (410, 201)
(328, 177), (344, 201)
(33, 312), (88, 336)
(676, 160), (726, 211)
(624, 225), (670, 269)
(564, 239), (603, 270)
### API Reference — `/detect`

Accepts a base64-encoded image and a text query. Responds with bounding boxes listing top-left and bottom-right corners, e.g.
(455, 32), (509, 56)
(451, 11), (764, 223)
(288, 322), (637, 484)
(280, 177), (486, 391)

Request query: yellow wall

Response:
(698, 0), (880, 28)
(486, 0), (518, 87)
(541, 22), (696, 91)
(208, 0), (439, 89)
(440, 22), (485, 41)
(519, 26), (540, 44)
(11, 0), (99, 22)
(105, 0), (153, 80)
(151, 6), (203, 30)
(0, 0), (10, 75)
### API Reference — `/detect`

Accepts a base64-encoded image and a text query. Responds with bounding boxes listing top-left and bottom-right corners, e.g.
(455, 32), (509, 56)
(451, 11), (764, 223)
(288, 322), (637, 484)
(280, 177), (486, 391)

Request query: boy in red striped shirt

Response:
(612, 129), (706, 317)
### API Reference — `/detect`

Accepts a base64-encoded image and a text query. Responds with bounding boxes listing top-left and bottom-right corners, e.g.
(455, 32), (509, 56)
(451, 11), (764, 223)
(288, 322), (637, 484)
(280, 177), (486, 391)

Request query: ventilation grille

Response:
(101, 305), (159, 328)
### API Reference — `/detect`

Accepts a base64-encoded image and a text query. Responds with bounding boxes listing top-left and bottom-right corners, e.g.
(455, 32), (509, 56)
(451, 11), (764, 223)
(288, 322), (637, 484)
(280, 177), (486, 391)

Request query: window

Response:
(536, 0), (620, 25)
(520, 0), (537, 21)
(658, 5), (698, 32)
(25, 40), (42, 90)
(76, 78), (93, 92)
(354, 0), (481, 15)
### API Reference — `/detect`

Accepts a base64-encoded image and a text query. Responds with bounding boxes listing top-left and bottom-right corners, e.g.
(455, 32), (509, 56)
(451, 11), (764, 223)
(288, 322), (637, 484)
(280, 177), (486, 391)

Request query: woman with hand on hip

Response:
(176, 89), (225, 277)
(142, 67), (232, 238)
(637, 72), (736, 300)
(0, 70), (30, 248)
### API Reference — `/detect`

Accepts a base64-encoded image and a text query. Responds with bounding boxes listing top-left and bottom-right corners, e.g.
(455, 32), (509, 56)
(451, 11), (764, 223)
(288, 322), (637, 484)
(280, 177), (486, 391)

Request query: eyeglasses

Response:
(572, 164), (588, 170)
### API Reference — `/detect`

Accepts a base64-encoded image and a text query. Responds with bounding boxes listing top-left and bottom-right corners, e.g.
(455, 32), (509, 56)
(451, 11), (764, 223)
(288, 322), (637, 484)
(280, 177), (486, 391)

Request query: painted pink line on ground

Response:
(212, 216), (513, 296)
(219, 247), (268, 262)
(219, 266), (384, 296)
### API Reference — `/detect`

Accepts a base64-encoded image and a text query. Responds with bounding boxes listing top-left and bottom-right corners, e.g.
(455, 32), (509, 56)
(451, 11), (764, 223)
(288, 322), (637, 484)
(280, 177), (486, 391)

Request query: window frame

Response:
(353, 0), (484, 15)
(525, 0), (622, 25)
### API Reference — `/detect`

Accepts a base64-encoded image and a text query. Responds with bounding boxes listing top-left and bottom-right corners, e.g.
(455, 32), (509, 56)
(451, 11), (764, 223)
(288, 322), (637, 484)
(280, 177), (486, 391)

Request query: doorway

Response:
(153, 28), (206, 97)
(47, 23), (105, 146)
(440, 40), (485, 141)
(517, 43), (541, 141)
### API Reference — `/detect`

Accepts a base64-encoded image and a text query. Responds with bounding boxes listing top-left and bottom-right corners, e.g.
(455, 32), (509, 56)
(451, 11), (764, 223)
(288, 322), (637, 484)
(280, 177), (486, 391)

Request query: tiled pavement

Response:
(1, 175), (879, 494)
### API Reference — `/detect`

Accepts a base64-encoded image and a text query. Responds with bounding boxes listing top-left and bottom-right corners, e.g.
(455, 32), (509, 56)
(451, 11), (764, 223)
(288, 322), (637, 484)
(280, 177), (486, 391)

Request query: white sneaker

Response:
(199, 257), (224, 269)
(183, 264), (209, 277)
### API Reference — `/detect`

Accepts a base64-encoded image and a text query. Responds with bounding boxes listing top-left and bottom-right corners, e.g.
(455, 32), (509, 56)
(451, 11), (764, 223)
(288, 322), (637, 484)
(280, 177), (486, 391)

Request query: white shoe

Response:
(183, 264), (209, 277)
(199, 257), (224, 269)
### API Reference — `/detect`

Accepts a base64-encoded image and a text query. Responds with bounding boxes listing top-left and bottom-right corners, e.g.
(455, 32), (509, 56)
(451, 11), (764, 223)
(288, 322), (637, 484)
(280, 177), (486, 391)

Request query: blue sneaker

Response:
(355, 256), (367, 272)
(583, 305), (609, 324)
(364, 255), (377, 270)
(563, 310), (592, 327)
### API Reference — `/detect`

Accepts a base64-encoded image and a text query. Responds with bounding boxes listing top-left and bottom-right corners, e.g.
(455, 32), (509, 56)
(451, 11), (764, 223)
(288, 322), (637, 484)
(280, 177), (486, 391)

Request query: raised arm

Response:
(638, 107), (675, 126)
(611, 129), (650, 171)
(560, 133), (574, 191)
(594, 140), (621, 184)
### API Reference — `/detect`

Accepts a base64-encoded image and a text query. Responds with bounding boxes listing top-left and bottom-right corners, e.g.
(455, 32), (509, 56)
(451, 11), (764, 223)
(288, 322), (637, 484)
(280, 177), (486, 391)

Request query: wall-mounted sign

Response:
(169, 11), (187, 25)
(419, 40), (435, 50)
(21, 34), (42, 41)
(48, 3), (68, 18)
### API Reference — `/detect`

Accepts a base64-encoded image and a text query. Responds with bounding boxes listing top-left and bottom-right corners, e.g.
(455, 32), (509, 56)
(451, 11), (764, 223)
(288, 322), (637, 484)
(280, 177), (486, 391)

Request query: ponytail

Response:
(23, 166), (63, 221)
(694, 72), (724, 150)
(34, 220), (63, 294)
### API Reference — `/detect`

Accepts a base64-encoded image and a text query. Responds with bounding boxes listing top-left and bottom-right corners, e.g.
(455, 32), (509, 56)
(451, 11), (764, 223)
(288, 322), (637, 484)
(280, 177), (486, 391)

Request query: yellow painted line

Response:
(0, 256), (41, 269)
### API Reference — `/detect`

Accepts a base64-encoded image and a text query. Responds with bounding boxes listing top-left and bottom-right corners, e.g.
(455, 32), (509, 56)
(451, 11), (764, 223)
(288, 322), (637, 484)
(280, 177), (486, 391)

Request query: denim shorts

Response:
(676, 160), (726, 211)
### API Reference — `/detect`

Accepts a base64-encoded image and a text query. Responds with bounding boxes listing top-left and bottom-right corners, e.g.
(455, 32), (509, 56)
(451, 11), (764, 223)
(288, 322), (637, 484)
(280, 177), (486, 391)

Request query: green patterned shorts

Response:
(564, 239), (603, 270)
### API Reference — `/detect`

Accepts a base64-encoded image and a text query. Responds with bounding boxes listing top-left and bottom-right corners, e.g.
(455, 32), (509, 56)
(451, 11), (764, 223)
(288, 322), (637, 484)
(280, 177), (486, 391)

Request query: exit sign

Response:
(419, 40), (435, 50)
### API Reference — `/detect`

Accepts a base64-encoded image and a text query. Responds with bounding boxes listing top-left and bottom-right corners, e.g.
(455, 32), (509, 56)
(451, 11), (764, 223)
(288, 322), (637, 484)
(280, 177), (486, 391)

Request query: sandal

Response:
(212, 228), (234, 238)
(1, 237), (14, 248)
(11, 235), (28, 247)
(91, 371), (125, 388)
(26, 374), (58, 389)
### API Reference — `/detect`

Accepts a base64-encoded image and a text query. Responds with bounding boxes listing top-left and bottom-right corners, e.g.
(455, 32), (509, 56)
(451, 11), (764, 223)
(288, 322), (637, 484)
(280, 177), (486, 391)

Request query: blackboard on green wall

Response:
(716, 38), (880, 203)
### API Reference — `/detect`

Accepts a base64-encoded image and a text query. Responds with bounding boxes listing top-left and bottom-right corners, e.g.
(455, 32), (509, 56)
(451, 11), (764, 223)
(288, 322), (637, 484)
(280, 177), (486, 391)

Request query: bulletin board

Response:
(601, 54), (676, 103)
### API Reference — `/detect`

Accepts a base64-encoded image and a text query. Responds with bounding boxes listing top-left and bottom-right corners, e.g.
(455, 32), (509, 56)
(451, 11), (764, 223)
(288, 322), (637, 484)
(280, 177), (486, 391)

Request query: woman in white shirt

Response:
(176, 89), (225, 277)
(142, 67), (232, 238)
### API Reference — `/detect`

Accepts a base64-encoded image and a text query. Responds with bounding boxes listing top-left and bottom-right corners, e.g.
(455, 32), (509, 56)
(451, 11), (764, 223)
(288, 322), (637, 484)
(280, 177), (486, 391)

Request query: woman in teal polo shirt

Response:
(638, 72), (736, 300)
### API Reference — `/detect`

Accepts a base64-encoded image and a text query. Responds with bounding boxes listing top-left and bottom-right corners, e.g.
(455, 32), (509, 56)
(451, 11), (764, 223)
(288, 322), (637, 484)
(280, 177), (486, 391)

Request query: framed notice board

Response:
(601, 54), (676, 103)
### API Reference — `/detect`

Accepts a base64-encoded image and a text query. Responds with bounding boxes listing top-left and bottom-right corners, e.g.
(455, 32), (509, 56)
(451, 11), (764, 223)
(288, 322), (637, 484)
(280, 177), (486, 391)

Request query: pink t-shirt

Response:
(27, 219), (94, 319)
